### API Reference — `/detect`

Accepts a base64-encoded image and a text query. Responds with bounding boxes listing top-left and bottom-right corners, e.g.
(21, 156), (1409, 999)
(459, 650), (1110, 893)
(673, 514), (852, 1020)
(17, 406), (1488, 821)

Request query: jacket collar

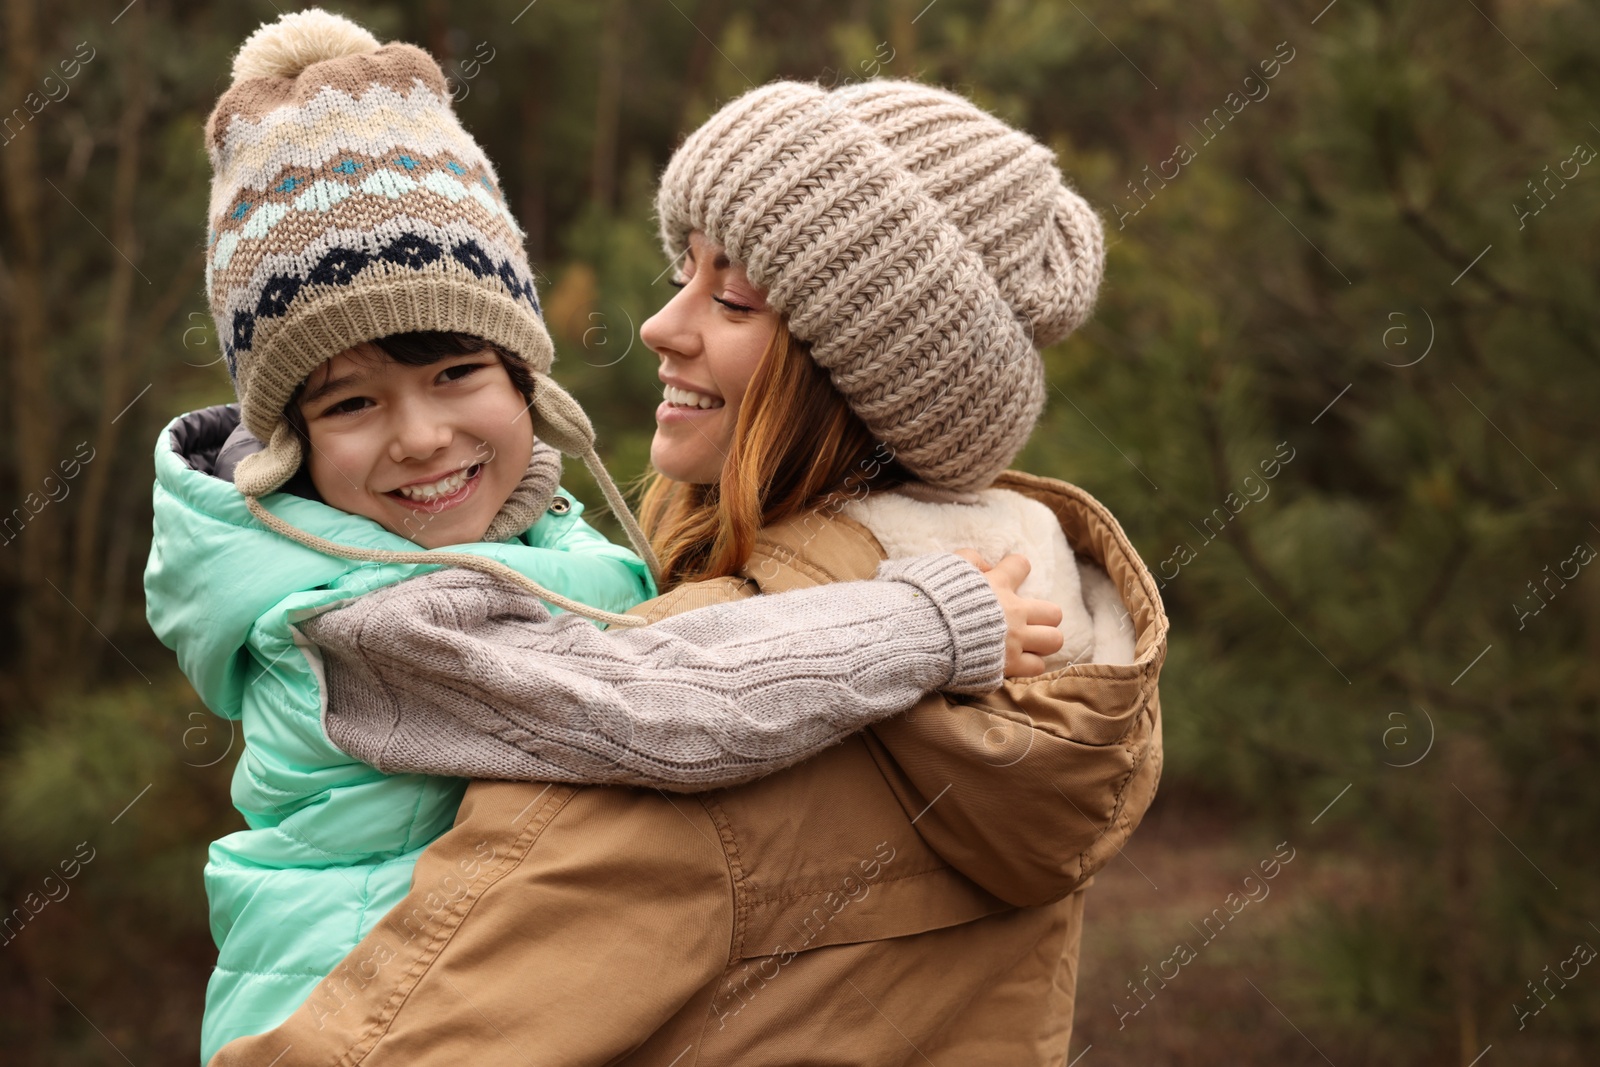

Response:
(742, 505), (886, 593)
(740, 472), (1169, 664)
(995, 470), (1169, 664)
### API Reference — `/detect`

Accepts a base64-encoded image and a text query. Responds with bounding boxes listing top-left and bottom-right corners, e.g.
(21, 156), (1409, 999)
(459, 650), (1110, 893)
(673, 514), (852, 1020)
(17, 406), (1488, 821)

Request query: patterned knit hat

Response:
(656, 80), (1106, 492)
(205, 9), (659, 616)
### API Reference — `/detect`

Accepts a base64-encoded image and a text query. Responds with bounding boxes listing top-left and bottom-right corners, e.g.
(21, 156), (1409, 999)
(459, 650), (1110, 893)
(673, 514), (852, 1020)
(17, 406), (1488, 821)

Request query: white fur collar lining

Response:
(843, 487), (1136, 669)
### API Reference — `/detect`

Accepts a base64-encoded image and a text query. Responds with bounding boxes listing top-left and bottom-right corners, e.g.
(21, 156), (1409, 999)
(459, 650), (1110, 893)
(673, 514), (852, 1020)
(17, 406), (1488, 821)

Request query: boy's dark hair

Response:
(282, 331), (537, 452)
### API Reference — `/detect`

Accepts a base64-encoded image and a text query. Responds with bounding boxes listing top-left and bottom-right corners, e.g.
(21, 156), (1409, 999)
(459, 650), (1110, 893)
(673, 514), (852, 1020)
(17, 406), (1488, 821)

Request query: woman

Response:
(215, 78), (1166, 1065)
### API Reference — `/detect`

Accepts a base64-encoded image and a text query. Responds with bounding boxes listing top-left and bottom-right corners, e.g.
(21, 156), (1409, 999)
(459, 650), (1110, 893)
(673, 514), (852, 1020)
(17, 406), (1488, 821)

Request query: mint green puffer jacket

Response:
(144, 406), (653, 1064)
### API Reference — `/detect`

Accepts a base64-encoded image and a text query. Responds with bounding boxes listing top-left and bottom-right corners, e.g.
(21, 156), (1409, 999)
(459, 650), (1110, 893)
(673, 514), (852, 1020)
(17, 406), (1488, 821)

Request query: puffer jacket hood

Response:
(149, 404), (367, 720)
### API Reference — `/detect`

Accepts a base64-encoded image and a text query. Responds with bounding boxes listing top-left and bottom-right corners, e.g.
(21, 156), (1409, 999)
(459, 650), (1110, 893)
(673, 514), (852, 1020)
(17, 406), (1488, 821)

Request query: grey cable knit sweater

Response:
(301, 553), (1006, 791)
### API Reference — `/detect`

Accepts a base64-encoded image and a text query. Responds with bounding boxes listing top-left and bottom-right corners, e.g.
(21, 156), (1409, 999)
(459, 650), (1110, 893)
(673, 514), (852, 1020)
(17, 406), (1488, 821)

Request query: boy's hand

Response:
(953, 550), (1065, 677)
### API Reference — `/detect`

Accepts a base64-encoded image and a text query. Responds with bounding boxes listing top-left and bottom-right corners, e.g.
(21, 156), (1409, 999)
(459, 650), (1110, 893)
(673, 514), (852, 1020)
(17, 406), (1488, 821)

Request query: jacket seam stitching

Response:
(742, 861), (955, 907)
(698, 796), (748, 965)
(1075, 701), (1156, 882)
(336, 786), (578, 1066)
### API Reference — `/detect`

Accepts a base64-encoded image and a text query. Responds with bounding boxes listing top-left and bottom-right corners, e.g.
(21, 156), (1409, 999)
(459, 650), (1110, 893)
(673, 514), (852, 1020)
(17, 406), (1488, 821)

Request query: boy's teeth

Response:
(396, 466), (475, 501)
(664, 384), (724, 410)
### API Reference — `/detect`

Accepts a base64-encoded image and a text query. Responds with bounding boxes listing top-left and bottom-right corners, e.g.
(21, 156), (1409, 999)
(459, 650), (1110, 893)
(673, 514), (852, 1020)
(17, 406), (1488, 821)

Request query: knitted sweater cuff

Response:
(875, 553), (1007, 694)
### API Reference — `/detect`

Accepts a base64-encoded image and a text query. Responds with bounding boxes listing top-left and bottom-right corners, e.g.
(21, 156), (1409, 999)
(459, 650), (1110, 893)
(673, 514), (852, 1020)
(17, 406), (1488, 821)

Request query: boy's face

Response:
(296, 342), (535, 548)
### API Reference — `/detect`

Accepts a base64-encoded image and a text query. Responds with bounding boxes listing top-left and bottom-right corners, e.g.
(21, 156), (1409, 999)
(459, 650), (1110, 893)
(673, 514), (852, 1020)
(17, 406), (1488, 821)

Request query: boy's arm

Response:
(301, 554), (1007, 790)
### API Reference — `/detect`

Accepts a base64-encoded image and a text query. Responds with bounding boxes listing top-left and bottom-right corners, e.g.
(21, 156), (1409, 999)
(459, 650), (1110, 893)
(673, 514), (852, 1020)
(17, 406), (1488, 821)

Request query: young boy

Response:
(148, 12), (1051, 1062)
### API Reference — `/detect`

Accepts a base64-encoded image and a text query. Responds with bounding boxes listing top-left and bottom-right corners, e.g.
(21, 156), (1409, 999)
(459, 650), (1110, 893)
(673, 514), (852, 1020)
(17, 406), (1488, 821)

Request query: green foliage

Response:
(0, 0), (1595, 1061)
(0, 679), (235, 1061)
(1, 677), (235, 925)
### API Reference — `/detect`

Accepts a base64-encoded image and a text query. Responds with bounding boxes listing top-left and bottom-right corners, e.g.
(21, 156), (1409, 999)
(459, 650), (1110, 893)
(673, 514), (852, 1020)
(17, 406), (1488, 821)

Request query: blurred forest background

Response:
(1, 0), (1596, 1063)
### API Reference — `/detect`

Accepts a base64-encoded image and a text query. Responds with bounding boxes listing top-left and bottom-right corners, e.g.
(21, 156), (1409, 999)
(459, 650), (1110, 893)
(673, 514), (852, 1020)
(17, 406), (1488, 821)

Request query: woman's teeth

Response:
(664, 384), (724, 410)
(396, 464), (479, 501)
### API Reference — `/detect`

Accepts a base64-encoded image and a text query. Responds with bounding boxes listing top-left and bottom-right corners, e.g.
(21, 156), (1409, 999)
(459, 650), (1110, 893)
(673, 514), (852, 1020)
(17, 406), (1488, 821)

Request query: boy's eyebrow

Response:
(299, 369), (368, 409)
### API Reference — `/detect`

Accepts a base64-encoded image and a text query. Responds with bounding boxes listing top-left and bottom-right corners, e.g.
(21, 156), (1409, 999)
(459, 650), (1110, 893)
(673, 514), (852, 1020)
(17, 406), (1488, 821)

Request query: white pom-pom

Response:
(232, 8), (381, 83)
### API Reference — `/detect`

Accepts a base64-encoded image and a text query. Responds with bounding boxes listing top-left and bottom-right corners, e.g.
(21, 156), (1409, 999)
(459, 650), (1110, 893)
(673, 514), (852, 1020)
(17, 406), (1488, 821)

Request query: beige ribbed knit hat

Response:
(203, 9), (659, 620)
(657, 80), (1105, 492)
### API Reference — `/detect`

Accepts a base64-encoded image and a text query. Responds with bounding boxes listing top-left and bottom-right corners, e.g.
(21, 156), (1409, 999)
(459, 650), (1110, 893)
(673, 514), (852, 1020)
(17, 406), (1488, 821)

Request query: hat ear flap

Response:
(527, 373), (597, 457)
(234, 421), (304, 497)
(526, 371), (663, 584)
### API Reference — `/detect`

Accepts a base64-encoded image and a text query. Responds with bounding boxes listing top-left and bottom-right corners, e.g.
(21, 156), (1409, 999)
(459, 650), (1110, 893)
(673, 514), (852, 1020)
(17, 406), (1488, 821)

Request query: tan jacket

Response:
(212, 471), (1167, 1066)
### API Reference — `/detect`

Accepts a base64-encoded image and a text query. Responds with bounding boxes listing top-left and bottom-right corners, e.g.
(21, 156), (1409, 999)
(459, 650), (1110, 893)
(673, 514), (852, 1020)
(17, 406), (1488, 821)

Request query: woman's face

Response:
(296, 342), (535, 548)
(641, 231), (779, 485)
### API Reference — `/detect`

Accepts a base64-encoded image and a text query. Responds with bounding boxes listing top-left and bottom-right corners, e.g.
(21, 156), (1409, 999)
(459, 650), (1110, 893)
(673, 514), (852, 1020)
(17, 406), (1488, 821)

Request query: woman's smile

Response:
(656, 378), (728, 425)
(661, 382), (725, 411)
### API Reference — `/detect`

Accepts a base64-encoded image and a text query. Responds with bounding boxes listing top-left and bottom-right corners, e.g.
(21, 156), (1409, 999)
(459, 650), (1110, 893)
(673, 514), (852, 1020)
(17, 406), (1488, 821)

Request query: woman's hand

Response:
(953, 551), (1064, 677)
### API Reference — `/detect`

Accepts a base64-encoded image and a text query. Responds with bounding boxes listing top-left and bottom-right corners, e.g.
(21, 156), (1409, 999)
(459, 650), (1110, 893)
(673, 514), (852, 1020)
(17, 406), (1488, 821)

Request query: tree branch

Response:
(69, 4), (147, 640)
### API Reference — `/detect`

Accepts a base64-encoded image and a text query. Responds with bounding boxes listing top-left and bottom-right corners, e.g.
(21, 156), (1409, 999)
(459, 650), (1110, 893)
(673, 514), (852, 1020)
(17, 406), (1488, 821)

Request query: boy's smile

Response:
(296, 342), (535, 548)
(389, 463), (484, 508)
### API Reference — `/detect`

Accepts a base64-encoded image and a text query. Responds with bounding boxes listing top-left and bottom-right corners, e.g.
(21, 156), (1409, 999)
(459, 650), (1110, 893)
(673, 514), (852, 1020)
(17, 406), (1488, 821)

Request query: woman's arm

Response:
(301, 553), (1011, 789)
(863, 662), (1164, 908)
